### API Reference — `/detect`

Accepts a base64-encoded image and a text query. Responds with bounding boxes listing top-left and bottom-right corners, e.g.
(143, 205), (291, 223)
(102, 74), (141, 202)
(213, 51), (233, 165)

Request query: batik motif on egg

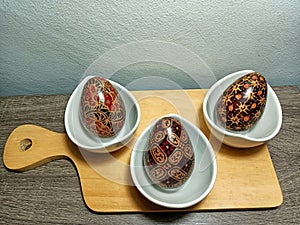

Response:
(214, 72), (267, 131)
(80, 77), (126, 138)
(144, 117), (195, 189)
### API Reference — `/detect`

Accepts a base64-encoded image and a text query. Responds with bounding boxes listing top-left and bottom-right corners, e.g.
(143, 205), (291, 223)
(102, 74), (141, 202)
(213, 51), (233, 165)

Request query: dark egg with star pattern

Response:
(214, 72), (267, 132)
(80, 77), (126, 138)
(144, 116), (195, 190)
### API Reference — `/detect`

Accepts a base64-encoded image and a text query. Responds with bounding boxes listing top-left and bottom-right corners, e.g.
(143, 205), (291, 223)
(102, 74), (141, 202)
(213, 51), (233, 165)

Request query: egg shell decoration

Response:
(214, 72), (267, 132)
(80, 77), (126, 138)
(144, 116), (195, 190)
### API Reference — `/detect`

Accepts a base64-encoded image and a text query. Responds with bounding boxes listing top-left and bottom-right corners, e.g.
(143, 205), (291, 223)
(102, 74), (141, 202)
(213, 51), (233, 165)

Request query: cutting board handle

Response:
(3, 124), (77, 171)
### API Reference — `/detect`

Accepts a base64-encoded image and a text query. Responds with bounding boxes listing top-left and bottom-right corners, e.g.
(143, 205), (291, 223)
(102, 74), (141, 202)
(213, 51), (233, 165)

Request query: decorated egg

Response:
(214, 72), (267, 131)
(144, 116), (195, 189)
(80, 77), (126, 138)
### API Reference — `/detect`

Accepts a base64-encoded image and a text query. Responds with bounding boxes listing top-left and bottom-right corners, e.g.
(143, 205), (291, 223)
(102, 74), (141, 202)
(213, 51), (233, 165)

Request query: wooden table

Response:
(0, 86), (299, 224)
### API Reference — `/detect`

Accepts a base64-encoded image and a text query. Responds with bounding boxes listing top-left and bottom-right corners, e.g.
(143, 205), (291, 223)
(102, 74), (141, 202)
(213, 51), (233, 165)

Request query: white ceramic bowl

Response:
(203, 70), (282, 148)
(64, 76), (140, 153)
(130, 114), (217, 208)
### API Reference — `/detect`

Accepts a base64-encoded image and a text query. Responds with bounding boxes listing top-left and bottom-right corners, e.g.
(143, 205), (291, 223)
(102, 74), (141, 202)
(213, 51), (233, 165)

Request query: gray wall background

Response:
(1, 0), (299, 96)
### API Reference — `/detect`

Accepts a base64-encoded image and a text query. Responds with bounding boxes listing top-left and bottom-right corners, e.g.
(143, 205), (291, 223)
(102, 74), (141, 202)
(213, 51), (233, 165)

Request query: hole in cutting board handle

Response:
(19, 138), (32, 151)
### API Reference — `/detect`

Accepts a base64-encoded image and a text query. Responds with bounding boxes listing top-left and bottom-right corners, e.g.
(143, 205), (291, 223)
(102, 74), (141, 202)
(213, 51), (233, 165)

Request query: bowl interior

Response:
(65, 76), (140, 152)
(130, 113), (217, 208)
(204, 70), (282, 141)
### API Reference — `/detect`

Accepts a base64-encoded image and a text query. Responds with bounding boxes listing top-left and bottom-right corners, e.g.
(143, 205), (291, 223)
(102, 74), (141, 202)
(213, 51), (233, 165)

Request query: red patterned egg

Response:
(214, 72), (267, 131)
(80, 77), (126, 138)
(144, 116), (195, 189)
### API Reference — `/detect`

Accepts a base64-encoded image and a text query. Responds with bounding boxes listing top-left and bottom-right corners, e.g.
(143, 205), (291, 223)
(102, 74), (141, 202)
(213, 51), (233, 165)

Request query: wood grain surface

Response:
(2, 90), (282, 212)
(0, 86), (299, 224)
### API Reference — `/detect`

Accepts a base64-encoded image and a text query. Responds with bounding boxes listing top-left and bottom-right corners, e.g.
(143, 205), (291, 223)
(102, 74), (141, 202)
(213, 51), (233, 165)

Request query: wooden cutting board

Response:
(3, 89), (283, 213)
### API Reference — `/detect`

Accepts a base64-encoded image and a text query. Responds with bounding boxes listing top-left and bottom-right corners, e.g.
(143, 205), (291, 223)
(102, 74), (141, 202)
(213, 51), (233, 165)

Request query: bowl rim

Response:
(203, 70), (282, 143)
(130, 113), (217, 208)
(64, 75), (141, 152)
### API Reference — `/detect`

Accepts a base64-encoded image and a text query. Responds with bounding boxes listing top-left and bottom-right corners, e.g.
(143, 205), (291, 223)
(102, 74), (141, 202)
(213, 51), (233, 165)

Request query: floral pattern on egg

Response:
(144, 117), (195, 189)
(80, 77), (126, 138)
(214, 72), (267, 131)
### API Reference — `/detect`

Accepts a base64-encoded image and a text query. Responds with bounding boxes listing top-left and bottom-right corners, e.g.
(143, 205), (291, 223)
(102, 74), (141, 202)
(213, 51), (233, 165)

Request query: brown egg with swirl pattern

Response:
(143, 116), (195, 190)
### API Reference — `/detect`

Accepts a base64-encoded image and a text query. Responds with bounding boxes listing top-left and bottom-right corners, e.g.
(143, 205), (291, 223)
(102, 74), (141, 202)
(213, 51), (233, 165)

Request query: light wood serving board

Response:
(3, 89), (283, 213)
